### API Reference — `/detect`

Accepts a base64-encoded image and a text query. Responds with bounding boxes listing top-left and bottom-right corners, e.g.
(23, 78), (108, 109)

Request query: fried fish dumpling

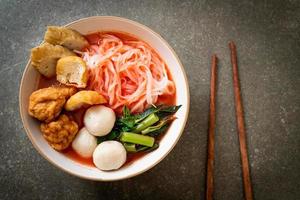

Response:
(65, 91), (107, 111)
(31, 42), (75, 78)
(28, 86), (77, 122)
(41, 114), (78, 151)
(44, 26), (89, 50)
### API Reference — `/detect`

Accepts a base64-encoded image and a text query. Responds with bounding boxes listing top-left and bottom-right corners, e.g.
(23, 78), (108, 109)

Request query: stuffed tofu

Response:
(44, 26), (88, 50)
(30, 42), (75, 78)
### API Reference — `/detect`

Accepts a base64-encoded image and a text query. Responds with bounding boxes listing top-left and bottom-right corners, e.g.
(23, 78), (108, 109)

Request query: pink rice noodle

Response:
(82, 34), (175, 113)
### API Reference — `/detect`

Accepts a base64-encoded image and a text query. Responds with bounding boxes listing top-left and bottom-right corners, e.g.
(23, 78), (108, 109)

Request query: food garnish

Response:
(97, 105), (181, 153)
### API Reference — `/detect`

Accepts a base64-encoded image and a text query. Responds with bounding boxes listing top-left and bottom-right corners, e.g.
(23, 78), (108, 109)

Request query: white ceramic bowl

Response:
(19, 16), (189, 181)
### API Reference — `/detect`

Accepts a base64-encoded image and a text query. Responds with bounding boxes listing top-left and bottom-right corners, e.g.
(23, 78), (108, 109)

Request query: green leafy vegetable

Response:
(120, 132), (155, 147)
(99, 104), (181, 153)
(119, 106), (138, 129)
(97, 129), (120, 144)
(134, 113), (159, 133)
(147, 124), (169, 137)
(123, 143), (137, 152)
(135, 106), (159, 123)
(123, 143), (159, 153)
(136, 105), (181, 121)
(156, 105), (182, 118)
(136, 143), (159, 152)
(142, 143), (159, 152)
(141, 116), (176, 135)
(123, 106), (131, 118)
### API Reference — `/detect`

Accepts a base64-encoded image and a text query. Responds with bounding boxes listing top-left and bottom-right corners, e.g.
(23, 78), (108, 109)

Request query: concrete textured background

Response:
(0, 0), (299, 199)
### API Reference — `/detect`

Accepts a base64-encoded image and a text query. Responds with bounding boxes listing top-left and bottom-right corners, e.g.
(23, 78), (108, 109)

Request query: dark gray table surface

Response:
(0, 0), (299, 199)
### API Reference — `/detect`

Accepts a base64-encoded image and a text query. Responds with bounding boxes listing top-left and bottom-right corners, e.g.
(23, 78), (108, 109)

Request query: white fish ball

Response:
(84, 105), (116, 136)
(72, 127), (97, 158)
(93, 141), (127, 171)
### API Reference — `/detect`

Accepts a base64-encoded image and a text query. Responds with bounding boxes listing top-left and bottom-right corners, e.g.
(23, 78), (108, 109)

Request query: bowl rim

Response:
(19, 16), (190, 181)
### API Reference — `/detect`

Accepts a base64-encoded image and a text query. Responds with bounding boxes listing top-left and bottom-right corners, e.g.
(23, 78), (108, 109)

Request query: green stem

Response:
(120, 132), (155, 147)
(143, 143), (159, 152)
(123, 143), (137, 152)
(141, 116), (173, 135)
(134, 113), (159, 133)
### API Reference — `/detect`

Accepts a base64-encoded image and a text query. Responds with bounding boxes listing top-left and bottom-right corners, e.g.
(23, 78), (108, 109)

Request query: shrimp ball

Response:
(72, 127), (97, 158)
(93, 141), (127, 171)
(84, 105), (116, 136)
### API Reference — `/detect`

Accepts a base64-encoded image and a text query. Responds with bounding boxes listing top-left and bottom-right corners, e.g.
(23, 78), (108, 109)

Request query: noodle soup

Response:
(37, 31), (177, 168)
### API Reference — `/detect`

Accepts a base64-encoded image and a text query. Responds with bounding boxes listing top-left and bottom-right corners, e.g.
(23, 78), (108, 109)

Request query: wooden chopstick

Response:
(229, 41), (254, 200)
(206, 54), (218, 200)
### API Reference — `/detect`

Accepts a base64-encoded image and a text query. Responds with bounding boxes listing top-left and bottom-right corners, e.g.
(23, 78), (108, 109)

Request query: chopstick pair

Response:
(205, 42), (253, 200)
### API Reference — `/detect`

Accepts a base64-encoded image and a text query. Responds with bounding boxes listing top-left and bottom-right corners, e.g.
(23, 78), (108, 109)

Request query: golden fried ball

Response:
(28, 86), (77, 122)
(40, 114), (78, 151)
